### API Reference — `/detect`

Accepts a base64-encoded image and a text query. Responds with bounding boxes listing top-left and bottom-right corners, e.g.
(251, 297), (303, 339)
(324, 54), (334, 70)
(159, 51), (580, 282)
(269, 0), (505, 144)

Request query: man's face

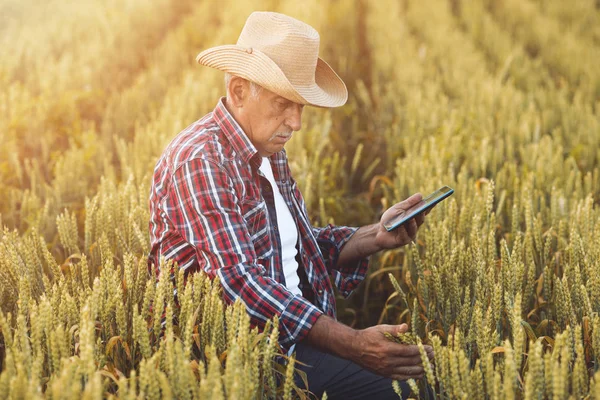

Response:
(236, 84), (305, 157)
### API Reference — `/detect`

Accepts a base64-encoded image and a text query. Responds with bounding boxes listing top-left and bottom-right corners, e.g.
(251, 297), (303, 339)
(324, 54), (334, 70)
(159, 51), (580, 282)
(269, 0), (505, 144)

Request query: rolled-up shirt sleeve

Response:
(165, 156), (322, 350)
(312, 225), (370, 298)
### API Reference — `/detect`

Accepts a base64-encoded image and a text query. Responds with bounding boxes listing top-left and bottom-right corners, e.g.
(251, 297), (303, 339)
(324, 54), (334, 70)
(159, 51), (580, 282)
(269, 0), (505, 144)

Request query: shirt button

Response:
(317, 289), (323, 295)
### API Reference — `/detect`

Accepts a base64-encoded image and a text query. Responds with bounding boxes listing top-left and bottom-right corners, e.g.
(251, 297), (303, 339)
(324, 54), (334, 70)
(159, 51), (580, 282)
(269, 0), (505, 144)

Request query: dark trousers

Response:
(292, 341), (412, 400)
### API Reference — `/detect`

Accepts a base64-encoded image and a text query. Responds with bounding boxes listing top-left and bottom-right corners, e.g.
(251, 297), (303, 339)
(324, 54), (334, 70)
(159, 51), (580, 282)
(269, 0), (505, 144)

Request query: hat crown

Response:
(236, 12), (319, 87)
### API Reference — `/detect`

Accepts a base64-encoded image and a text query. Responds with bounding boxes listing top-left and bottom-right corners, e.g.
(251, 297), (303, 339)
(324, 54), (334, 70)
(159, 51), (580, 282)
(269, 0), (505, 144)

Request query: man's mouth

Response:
(272, 132), (293, 141)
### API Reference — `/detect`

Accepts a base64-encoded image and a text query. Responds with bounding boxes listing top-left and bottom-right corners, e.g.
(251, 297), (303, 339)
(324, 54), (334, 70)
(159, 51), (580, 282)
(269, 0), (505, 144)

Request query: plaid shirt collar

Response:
(213, 97), (263, 170)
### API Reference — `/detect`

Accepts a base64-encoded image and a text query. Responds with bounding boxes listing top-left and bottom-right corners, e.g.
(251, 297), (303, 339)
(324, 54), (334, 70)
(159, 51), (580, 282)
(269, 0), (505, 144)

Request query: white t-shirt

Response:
(259, 157), (302, 297)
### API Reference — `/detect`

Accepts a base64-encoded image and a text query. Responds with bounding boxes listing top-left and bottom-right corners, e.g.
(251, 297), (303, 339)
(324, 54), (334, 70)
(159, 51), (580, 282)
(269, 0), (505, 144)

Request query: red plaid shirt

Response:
(148, 98), (369, 349)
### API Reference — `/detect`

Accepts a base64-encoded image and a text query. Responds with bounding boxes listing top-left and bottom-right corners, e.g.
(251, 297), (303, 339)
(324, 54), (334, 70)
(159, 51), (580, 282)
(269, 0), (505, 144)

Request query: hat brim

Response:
(196, 45), (348, 108)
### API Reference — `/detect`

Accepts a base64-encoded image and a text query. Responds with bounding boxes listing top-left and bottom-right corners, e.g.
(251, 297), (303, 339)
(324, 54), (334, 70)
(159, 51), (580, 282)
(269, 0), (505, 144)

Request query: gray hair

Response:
(224, 72), (262, 98)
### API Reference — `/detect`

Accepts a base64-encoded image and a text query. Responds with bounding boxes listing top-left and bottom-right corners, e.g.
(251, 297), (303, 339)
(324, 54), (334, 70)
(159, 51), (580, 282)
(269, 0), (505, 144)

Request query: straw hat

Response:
(196, 11), (348, 108)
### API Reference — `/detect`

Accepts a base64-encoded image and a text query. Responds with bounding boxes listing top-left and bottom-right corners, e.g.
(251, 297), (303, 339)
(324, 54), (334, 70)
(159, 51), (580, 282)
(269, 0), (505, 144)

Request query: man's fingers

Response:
(387, 343), (421, 357)
(388, 355), (423, 366)
(396, 193), (422, 211)
(391, 365), (425, 378)
(425, 345), (434, 359)
(379, 323), (408, 334)
(394, 226), (411, 245)
(406, 219), (418, 240)
(396, 220), (417, 243)
(415, 213), (425, 227)
(405, 192), (423, 205)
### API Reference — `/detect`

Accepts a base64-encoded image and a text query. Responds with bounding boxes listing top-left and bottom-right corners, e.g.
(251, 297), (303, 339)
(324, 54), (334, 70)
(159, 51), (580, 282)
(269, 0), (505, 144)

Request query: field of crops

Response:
(1, 0), (600, 398)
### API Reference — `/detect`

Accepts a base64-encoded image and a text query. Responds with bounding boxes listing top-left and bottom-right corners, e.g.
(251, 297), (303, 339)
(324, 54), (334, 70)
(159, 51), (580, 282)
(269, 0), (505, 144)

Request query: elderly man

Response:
(149, 11), (433, 399)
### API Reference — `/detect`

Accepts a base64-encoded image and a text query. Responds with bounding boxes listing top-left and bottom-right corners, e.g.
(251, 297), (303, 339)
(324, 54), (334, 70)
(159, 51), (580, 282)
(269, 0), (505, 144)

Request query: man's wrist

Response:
(362, 223), (385, 254)
(353, 223), (385, 259)
(338, 224), (383, 267)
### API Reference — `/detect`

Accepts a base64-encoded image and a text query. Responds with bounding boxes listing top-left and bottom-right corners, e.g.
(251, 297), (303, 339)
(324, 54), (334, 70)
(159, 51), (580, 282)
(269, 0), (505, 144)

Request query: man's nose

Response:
(285, 103), (303, 132)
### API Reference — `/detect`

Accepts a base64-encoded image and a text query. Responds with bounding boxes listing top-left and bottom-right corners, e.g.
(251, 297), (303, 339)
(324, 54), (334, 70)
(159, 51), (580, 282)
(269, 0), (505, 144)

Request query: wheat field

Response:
(1, 0), (600, 398)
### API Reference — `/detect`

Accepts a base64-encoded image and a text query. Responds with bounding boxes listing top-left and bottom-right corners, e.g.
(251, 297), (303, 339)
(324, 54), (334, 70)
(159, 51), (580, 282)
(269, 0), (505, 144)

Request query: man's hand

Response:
(336, 193), (430, 268)
(351, 323), (434, 381)
(376, 193), (427, 249)
(306, 315), (434, 381)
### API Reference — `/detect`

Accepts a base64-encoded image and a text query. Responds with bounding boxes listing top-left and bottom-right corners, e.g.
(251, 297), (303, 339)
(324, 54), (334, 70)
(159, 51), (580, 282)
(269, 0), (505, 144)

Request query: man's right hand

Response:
(305, 315), (434, 381)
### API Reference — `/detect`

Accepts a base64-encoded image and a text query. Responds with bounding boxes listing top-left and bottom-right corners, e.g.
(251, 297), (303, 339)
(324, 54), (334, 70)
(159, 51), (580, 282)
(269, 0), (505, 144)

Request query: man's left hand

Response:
(375, 193), (426, 249)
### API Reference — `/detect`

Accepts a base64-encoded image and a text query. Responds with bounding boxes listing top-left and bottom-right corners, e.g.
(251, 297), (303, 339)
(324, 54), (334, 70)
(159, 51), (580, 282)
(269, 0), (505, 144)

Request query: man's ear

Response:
(227, 76), (249, 108)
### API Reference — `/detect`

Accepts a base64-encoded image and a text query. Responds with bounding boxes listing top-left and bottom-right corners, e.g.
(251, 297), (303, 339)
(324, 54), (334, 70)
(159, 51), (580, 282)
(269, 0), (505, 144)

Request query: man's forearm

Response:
(337, 224), (381, 267)
(305, 314), (359, 360)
